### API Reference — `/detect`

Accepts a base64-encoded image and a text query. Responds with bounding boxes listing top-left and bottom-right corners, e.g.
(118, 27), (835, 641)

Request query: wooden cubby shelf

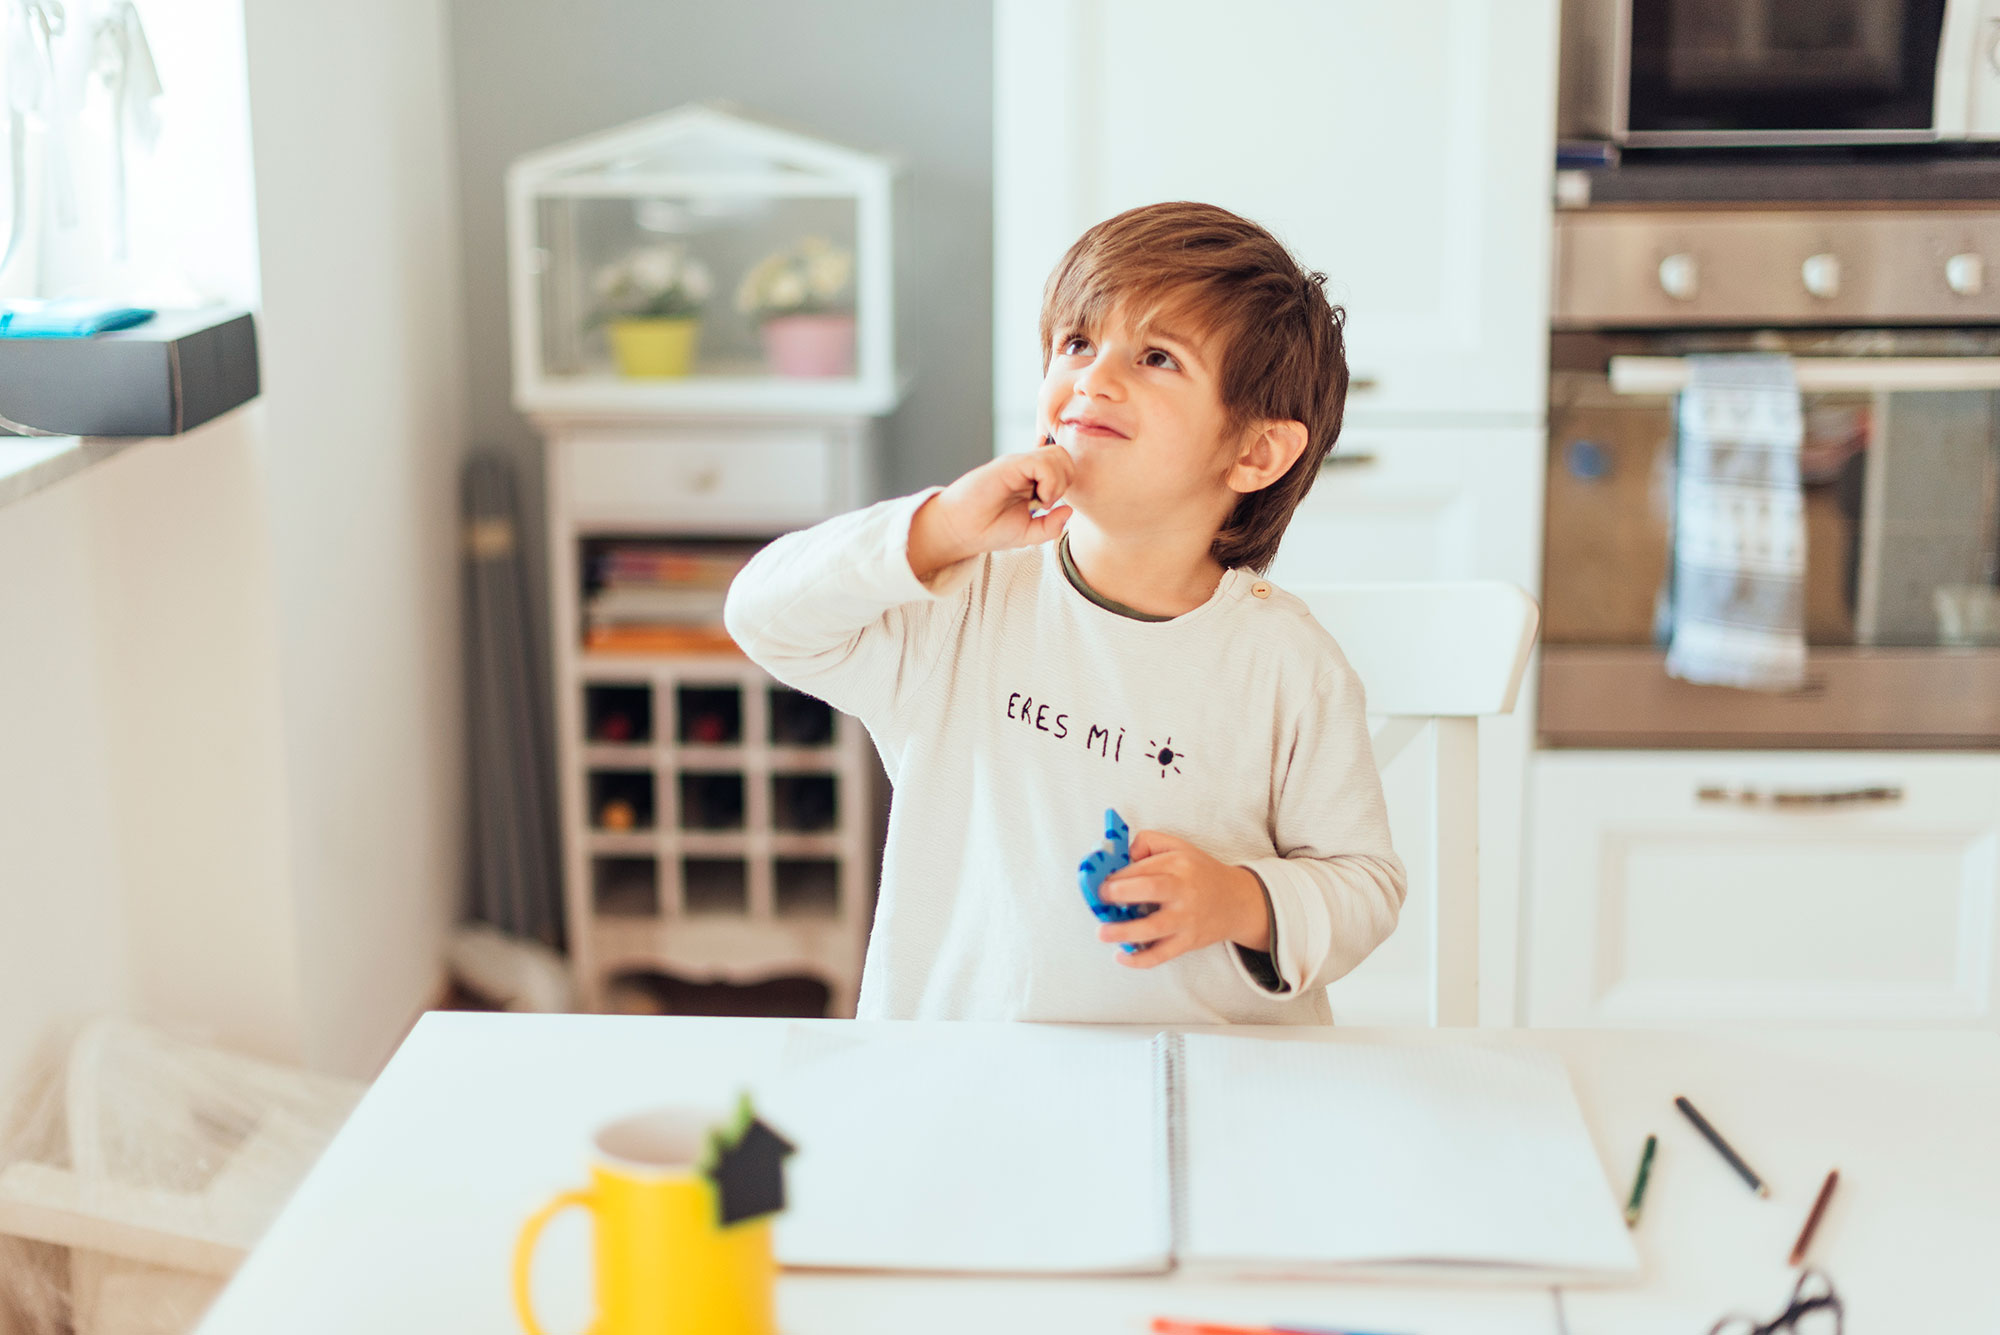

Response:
(552, 607), (882, 1017)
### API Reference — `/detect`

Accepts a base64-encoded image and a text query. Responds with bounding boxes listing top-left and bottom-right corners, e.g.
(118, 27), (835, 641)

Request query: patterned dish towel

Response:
(1664, 354), (1808, 691)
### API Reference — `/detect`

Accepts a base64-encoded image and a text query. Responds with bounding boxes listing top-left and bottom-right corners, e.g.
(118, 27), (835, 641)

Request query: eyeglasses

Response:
(1708, 1268), (1844, 1335)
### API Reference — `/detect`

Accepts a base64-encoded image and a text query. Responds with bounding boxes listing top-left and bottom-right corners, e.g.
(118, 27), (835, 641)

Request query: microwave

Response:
(1560, 0), (2000, 147)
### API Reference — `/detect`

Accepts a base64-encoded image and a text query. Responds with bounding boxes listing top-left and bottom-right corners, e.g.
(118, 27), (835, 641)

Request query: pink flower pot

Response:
(760, 313), (855, 377)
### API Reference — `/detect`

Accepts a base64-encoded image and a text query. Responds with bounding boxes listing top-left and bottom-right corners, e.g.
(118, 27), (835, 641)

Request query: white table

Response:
(195, 1014), (2000, 1334)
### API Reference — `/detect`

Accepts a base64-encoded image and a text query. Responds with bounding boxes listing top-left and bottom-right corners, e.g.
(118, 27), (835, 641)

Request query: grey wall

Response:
(445, 0), (994, 669)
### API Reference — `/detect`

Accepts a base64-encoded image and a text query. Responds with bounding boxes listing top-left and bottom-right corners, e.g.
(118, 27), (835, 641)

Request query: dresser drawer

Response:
(559, 427), (851, 530)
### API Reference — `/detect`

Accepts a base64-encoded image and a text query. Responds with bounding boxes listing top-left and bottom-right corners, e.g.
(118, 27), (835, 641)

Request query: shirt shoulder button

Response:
(1251, 581), (1271, 599)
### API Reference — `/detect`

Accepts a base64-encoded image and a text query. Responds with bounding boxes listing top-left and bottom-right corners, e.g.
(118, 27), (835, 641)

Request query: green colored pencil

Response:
(1624, 1134), (1658, 1227)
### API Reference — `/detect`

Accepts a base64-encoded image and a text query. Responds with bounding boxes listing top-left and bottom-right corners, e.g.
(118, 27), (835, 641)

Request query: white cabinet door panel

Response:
(1268, 426), (1543, 587)
(1528, 753), (2000, 1027)
(994, 0), (1558, 453)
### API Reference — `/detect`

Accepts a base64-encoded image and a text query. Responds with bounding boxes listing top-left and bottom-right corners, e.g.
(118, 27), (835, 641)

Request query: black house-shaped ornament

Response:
(707, 1116), (795, 1227)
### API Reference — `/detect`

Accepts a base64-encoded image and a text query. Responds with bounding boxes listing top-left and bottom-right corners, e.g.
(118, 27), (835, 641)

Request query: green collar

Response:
(1057, 531), (1174, 623)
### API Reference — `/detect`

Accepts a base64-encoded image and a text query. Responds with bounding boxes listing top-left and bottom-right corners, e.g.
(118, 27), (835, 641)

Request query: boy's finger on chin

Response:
(1026, 506), (1070, 544)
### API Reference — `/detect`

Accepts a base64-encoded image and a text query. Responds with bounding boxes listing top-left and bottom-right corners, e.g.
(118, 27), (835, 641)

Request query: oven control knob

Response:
(1657, 253), (1699, 301)
(1947, 252), (1986, 296)
(1802, 252), (1841, 299)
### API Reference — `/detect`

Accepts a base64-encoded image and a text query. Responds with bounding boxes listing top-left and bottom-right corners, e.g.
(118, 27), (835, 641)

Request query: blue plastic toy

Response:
(1078, 808), (1157, 954)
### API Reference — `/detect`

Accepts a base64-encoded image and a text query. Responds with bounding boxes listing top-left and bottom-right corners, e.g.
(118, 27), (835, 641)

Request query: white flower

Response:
(735, 255), (781, 313)
(736, 236), (857, 317)
(767, 269), (808, 309)
(591, 241), (714, 324)
(806, 250), (852, 300)
(628, 246), (680, 293)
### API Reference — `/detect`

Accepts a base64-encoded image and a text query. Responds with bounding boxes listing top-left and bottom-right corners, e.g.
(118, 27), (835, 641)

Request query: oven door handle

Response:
(1608, 356), (2000, 395)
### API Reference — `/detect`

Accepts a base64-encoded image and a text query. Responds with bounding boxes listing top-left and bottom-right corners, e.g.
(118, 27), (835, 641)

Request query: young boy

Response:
(723, 201), (1405, 1024)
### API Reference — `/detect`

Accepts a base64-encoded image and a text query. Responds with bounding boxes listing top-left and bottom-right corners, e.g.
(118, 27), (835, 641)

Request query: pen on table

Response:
(1150, 1319), (1410, 1335)
(1788, 1168), (1839, 1267)
(1624, 1133), (1658, 1227)
(1674, 1095), (1769, 1197)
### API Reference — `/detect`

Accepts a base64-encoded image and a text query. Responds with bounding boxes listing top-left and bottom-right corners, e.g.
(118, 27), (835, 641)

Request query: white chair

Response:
(1291, 582), (1541, 1027)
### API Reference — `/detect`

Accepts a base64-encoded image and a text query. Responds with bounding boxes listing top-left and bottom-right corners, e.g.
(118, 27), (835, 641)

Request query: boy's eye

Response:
(1060, 335), (1091, 355)
(1142, 349), (1181, 371)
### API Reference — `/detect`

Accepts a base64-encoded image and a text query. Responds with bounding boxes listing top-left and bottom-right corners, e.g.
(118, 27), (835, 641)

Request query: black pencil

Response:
(1674, 1095), (1769, 1197)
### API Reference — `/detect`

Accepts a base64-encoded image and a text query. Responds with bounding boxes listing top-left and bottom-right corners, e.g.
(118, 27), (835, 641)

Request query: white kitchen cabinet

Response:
(1527, 752), (2000, 1028)
(992, 1), (1556, 1023)
(993, 0), (1559, 451)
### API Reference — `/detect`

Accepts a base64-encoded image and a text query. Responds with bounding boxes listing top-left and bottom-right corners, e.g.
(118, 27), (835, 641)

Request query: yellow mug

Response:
(513, 1107), (777, 1335)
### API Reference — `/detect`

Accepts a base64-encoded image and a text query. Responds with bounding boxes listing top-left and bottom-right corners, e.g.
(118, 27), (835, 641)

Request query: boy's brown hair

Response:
(1038, 201), (1349, 574)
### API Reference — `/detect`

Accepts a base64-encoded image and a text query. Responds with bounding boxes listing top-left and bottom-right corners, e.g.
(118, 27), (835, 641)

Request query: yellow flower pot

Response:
(608, 317), (701, 378)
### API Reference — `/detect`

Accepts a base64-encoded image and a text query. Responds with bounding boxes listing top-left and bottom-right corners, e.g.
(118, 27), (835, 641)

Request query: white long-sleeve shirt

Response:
(722, 487), (1406, 1024)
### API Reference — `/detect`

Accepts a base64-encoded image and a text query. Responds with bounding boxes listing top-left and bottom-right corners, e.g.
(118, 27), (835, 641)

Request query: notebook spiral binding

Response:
(1158, 1031), (1188, 1259)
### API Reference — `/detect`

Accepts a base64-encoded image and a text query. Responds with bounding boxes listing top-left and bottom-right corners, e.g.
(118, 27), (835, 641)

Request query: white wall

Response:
(0, 477), (138, 1100)
(242, 0), (469, 1076)
(0, 0), (468, 1100)
(82, 415), (307, 1062)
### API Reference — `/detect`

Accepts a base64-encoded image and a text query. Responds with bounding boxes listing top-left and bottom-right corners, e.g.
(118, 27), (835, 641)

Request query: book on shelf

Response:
(585, 586), (732, 625)
(580, 538), (761, 655)
(758, 1025), (1641, 1285)
(583, 625), (744, 656)
(591, 542), (760, 590)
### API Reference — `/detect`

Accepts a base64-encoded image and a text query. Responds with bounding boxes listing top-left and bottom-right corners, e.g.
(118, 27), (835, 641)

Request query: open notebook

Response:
(755, 1026), (1641, 1285)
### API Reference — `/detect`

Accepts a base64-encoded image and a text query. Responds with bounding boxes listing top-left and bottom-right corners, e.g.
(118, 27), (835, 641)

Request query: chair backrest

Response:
(1290, 582), (1541, 1027)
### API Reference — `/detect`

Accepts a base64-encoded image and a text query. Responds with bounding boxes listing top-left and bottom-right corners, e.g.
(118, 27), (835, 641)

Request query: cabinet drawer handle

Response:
(1696, 785), (1904, 807)
(687, 465), (722, 493)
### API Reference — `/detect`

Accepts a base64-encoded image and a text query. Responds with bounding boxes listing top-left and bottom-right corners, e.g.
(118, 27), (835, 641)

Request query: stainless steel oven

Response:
(1560, 0), (2000, 148)
(1543, 206), (2000, 747)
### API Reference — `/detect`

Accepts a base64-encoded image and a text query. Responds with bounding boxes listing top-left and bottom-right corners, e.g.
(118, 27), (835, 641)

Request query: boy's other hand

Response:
(908, 440), (1074, 582)
(1096, 830), (1272, 967)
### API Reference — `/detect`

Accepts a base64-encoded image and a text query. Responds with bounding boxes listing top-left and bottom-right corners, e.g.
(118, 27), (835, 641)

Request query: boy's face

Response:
(1037, 299), (1246, 538)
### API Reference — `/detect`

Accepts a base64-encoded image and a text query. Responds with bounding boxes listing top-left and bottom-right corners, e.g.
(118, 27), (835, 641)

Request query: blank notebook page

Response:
(757, 1024), (1170, 1274)
(1177, 1036), (1640, 1280)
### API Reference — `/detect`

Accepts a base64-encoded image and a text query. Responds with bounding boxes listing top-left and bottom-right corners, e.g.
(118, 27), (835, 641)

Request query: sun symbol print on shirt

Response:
(1147, 738), (1185, 778)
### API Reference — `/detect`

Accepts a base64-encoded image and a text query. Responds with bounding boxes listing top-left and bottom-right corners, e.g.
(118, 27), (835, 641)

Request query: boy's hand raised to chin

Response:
(908, 439), (1074, 582)
(1095, 830), (1274, 968)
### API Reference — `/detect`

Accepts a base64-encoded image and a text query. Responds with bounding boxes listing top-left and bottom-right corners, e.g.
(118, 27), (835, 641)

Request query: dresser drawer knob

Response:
(1657, 252), (1699, 301)
(1947, 252), (1986, 296)
(1801, 252), (1842, 300)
